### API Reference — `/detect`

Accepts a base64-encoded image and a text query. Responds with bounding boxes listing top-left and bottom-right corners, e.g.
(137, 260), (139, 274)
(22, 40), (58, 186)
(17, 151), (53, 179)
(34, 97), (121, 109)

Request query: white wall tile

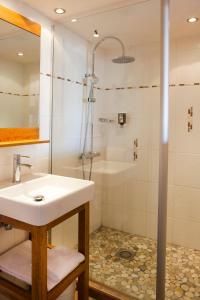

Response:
(173, 186), (200, 222)
(123, 211), (146, 236)
(172, 218), (200, 249)
(174, 153), (200, 189)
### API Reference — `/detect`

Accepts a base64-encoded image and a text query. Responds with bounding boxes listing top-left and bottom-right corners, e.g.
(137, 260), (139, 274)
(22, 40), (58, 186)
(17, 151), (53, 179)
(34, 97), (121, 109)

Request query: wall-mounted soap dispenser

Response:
(118, 113), (126, 127)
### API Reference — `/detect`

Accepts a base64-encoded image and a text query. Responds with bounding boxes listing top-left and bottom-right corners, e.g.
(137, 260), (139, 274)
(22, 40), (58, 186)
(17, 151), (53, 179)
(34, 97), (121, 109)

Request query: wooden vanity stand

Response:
(0, 202), (89, 300)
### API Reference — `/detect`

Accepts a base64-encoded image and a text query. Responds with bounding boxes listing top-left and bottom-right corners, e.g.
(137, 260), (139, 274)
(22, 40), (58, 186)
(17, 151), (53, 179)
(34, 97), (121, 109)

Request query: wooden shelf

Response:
(0, 139), (49, 147)
(0, 203), (89, 300)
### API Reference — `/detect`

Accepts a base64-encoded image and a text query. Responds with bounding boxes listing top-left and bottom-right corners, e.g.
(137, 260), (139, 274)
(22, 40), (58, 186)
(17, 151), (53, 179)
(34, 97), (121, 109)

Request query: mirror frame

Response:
(0, 5), (41, 36)
(0, 5), (48, 147)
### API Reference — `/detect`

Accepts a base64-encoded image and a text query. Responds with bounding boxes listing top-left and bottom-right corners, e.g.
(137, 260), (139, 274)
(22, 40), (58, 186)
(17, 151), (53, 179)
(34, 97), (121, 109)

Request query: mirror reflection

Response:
(0, 19), (40, 128)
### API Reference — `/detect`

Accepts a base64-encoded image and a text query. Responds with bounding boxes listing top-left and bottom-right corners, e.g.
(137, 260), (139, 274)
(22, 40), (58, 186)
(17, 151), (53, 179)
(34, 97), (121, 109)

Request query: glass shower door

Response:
(51, 0), (160, 298)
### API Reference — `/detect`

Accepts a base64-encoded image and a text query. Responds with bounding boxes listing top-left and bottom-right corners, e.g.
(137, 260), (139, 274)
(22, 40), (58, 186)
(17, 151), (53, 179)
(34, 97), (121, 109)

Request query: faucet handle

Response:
(14, 154), (30, 158)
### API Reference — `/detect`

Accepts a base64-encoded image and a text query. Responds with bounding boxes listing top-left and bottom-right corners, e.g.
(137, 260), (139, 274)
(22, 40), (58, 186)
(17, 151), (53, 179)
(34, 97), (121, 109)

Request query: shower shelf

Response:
(98, 118), (115, 123)
(74, 160), (135, 187)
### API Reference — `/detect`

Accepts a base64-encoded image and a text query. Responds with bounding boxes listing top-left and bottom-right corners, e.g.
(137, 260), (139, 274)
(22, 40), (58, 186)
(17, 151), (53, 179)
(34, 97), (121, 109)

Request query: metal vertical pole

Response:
(48, 24), (55, 244)
(156, 0), (170, 299)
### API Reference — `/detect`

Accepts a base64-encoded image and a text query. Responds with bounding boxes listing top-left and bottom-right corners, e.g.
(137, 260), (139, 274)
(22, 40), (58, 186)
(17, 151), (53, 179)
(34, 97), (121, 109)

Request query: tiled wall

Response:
(0, 59), (40, 127)
(51, 25), (106, 248)
(0, 0), (52, 254)
(168, 36), (200, 249)
(0, 58), (28, 127)
(100, 36), (200, 250)
(1, 1), (198, 256)
(51, 27), (200, 251)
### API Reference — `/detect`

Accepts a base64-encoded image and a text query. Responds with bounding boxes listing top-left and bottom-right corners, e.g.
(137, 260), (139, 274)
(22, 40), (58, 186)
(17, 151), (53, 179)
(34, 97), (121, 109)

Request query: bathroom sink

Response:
(0, 174), (94, 226)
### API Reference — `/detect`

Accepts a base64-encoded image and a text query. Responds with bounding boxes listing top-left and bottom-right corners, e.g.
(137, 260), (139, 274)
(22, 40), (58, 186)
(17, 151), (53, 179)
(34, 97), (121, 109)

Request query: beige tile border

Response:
(0, 92), (39, 97)
(41, 72), (200, 91)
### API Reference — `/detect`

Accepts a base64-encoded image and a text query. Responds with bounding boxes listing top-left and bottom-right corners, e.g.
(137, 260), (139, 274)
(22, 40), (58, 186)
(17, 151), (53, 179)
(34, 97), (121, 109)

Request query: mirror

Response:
(0, 19), (40, 128)
(0, 5), (46, 145)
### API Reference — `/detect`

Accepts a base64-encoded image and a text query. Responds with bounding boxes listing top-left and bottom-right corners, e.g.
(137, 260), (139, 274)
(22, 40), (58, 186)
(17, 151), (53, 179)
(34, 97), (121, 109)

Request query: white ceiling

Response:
(21, 0), (144, 21)
(18, 0), (200, 48)
(66, 0), (160, 48)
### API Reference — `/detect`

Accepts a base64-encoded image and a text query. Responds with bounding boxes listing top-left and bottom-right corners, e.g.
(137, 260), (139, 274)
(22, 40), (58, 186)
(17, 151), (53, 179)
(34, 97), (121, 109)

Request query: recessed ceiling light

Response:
(187, 17), (198, 23)
(17, 52), (24, 56)
(93, 30), (99, 38)
(71, 18), (77, 23)
(54, 8), (66, 14)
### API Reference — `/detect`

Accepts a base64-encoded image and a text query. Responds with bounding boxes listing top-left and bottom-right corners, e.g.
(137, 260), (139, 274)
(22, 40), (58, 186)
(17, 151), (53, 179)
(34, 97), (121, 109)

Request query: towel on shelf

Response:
(48, 245), (85, 282)
(0, 240), (85, 291)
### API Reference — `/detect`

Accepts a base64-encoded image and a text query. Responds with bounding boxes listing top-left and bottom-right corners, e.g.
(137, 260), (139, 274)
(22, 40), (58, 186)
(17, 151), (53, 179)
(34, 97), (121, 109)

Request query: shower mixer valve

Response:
(79, 152), (101, 160)
(133, 139), (138, 161)
(187, 106), (193, 132)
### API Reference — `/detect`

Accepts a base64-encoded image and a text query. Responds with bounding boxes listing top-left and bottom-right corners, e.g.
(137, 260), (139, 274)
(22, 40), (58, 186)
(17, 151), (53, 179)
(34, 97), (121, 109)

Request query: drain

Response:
(116, 249), (135, 261)
(33, 195), (45, 202)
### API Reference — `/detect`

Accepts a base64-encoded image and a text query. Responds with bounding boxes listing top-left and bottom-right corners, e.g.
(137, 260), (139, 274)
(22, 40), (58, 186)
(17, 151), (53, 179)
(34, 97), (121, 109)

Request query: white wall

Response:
(0, 58), (27, 127)
(51, 25), (106, 248)
(100, 42), (160, 239)
(101, 35), (200, 250)
(23, 63), (40, 127)
(168, 36), (200, 249)
(0, 0), (198, 264)
(51, 24), (200, 251)
(0, 59), (40, 127)
(0, 0), (52, 254)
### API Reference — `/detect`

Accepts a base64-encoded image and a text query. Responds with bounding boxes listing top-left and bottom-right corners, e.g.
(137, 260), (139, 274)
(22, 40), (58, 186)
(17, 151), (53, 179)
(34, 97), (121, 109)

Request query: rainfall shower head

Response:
(92, 36), (135, 75)
(112, 55), (135, 64)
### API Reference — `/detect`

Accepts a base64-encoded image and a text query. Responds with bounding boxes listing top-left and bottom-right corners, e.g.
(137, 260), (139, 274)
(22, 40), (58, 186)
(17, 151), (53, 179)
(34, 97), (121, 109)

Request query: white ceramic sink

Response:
(0, 174), (94, 226)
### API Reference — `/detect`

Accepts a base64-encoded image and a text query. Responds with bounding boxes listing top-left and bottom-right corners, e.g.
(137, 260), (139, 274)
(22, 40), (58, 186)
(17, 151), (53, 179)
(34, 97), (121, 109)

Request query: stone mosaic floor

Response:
(89, 227), (200, 300)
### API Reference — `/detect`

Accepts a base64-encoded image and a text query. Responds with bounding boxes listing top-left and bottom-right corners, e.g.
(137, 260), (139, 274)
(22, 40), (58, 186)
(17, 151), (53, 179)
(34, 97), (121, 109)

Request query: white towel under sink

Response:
(0, 240), (85, 291)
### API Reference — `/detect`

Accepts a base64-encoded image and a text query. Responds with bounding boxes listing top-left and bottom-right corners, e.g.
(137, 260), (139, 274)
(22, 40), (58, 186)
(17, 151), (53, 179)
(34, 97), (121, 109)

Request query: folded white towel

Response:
(48, 245), (85, 283)
(0, 240), (85, 291)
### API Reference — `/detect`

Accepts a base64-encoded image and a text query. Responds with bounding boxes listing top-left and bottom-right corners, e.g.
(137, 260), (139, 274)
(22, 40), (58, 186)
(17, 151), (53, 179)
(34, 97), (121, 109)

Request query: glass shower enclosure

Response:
(51, 0), (161, 299)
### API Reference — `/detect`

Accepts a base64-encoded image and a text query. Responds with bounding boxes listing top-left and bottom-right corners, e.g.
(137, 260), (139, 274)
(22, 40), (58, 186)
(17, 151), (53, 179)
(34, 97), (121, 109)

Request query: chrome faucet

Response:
(13, 154), (32, 183)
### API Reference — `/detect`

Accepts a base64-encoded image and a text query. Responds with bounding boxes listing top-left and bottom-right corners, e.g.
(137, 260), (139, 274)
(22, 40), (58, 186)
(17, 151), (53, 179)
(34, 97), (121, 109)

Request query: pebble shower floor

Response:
(89, 227), (200, 300)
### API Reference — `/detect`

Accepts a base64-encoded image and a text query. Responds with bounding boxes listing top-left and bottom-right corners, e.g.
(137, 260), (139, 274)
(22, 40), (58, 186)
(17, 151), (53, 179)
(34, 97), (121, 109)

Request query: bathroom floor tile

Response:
(89, 226), (200, 300)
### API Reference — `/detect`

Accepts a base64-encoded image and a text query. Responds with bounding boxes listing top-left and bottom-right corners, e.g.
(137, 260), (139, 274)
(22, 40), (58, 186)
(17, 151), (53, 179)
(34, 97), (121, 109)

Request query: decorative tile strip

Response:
(40, 72), (200, 91)
(22, 94), (39, 97)
(0, 91), (39, 97)
(139, 85), (149, 88)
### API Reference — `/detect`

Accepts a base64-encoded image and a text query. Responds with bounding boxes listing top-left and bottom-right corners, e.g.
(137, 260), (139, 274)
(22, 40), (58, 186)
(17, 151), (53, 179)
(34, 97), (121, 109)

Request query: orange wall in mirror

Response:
(0, 4), (41, 36)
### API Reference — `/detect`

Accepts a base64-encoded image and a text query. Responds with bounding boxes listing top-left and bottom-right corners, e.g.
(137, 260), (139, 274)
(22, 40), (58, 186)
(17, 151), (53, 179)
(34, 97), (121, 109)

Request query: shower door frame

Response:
(156, 0), (170, 299)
